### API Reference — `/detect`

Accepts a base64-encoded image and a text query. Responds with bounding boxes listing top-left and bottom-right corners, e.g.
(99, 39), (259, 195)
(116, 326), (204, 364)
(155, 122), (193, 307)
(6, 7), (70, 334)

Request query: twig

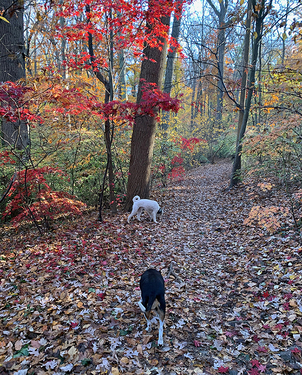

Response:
(0, 172), (17, 203)
(167, 261), (181, 282)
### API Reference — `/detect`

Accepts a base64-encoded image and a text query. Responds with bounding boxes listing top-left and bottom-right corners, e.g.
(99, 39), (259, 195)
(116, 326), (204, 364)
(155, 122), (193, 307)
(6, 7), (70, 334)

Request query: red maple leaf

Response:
(194, 340), (202, 347)
(248, 369), (260, 375)
(218, 367), (229, 373)
(258, 364), (266, 373)
(257, 346), (268, 353)
(250, 359), (260, 367)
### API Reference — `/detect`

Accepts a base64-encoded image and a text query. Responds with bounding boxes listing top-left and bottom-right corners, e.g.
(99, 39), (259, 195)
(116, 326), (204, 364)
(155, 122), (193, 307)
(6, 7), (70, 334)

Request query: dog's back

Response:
(140, 269), (165, 314)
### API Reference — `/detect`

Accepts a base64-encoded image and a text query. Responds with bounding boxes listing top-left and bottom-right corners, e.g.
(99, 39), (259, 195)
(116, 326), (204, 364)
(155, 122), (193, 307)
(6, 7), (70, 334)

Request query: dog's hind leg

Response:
(158, 309), (164, 345)
(136, 207), (144, 221)
(158, 319), (164, 345)
(138, 300), (151, 331)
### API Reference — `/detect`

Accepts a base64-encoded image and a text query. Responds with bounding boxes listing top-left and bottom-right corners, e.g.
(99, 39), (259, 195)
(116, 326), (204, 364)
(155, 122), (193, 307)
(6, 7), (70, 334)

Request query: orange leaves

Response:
(263, 94), (280, 112)
(244, 205), (290, 234)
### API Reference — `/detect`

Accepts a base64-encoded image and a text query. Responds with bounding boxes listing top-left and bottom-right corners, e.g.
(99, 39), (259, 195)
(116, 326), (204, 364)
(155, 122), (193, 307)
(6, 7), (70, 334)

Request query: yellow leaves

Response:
(257, 182), (273, 192)
(263, 94), (279, 113)
(244, 205), (290, 233)
(0, 16), (9, 23)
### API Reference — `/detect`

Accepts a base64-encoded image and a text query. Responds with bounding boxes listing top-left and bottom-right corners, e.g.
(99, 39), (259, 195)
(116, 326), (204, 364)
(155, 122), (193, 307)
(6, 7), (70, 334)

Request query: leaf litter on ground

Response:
(0, 160), (302, 375)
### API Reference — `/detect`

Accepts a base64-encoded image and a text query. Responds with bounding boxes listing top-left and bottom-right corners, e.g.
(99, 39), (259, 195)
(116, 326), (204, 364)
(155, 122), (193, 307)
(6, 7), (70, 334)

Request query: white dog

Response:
(128, 196), (162, 223)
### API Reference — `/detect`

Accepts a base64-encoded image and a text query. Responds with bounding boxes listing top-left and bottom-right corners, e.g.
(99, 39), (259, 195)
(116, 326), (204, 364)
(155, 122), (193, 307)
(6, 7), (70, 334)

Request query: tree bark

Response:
(125, 7), (171, 211)
(85, 6), (117, 219)
(230, 0), (272, 188)
(0, 0), (29, 152)
(236, 0), (252, 147)
(161, 7), (182, 131)
(206, 0), (228, 126)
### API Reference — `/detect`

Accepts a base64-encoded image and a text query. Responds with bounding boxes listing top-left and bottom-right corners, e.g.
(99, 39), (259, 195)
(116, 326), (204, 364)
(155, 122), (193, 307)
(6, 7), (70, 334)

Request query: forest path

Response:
(1, 160), (301, 375)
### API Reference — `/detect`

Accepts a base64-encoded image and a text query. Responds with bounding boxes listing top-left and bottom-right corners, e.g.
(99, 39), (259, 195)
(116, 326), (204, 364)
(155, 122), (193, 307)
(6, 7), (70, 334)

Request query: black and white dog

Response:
(128, 196), (162, 223)
(138, 269), (165, 345)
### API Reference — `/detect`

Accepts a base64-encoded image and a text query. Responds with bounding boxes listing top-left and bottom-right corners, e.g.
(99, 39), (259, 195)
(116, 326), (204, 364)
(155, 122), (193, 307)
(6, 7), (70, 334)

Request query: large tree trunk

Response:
(0, 0), (29, 152)
(125, 9), (171, 211)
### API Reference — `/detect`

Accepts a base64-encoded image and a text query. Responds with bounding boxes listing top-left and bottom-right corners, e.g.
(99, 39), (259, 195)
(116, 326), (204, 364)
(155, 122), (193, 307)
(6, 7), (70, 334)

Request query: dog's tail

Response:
(133, 195), (140, 203)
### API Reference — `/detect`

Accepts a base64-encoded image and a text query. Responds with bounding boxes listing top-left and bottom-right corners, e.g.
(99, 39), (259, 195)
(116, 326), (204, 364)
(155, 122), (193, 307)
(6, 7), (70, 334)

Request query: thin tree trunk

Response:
(85, 6), (117, 220)
(236, 0), (252, 146)
(230, 0), (271, 188)
(161, 8), (182, 131)
(206, 0), (228, 126)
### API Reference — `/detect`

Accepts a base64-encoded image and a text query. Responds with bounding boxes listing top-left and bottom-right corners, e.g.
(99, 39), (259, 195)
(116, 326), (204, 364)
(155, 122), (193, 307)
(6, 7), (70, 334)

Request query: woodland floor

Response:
(1, 160), (302, 375)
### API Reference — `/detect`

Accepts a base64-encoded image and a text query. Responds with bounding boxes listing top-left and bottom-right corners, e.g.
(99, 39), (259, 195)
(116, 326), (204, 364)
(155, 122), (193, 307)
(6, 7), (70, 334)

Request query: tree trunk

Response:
(86, 6), (117, 219)
(0, 0), (29, 152)
(206, 0), (228, 126)
(216, 6), (226, 125)
(125, 8), (171, 211)
(161, 8), (182, 131)
(230, 0), (271, 188)
(236, 0), (252, 146)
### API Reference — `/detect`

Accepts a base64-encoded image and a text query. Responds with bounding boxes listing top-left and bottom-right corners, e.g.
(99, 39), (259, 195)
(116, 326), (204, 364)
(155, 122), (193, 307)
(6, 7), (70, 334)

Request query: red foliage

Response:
(176, 136), (206, 151)
(0, 81), (41, 123)
(218, 366), (229, 373)
(54, 0), (180, 60)
(43, 80), (181, 125)
(0, 151), (16, 166)
(171, 154), (184, 166)
(168, 166), (185, 180)
(2, 166), (86, 225)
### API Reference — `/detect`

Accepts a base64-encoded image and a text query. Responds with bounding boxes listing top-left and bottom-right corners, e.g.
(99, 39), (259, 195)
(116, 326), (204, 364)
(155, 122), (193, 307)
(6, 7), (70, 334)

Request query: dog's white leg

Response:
(158, 319), (164, 345)
(152, 211), (157, 223)
(146, 318), (151, 332)
(138, 301), (151, 331)
(136, 207), (143, 221)
(127, 211), (135, 223)
(128, 206), (138, 223)
(138, 300), (146, 312)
